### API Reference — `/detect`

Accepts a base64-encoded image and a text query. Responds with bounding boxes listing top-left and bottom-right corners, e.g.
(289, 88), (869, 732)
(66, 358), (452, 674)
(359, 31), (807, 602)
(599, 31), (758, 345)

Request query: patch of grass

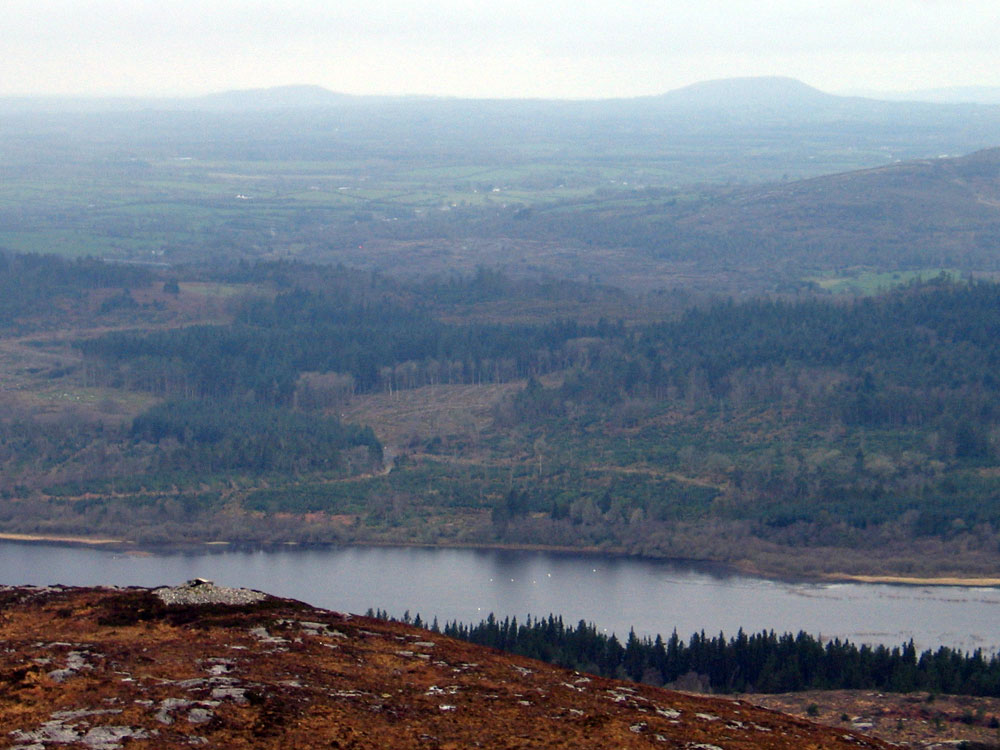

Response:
(807, 268), (968, 295)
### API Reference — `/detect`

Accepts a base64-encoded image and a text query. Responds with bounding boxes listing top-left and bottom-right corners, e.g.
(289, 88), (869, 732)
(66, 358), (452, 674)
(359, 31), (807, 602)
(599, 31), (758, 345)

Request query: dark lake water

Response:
(3, 541), (999, 653)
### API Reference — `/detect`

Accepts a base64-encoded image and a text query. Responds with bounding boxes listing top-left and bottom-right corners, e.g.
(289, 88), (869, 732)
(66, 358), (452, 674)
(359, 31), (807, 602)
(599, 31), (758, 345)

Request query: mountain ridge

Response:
(4, 76), (1000, 116)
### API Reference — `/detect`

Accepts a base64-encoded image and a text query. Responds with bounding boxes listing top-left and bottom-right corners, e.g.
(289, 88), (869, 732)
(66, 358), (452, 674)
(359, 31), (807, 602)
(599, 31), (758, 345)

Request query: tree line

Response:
(0, 251), (153, 329)
(433, 613), (1000, 697)
(131, 398), (382, 477)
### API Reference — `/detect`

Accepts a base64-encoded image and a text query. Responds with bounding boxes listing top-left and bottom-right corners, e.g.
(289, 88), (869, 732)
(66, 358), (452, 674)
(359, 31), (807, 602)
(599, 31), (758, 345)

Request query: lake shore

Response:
(820, 572), (1000, 587)
(0, 532), (125, 546)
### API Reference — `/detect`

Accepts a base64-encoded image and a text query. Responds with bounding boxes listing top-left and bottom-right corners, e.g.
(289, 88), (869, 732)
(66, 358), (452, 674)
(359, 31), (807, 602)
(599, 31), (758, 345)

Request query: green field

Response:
(807, 269), (971, 294)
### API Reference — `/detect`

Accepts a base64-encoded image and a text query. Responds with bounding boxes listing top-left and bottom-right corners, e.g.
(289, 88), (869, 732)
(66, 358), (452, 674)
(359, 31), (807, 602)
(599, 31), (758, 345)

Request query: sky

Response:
(4, 0), (1000, 99)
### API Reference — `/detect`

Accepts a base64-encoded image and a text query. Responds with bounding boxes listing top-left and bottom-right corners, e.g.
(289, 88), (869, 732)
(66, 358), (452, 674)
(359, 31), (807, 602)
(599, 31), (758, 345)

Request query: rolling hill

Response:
(669, 146), (1000, 271)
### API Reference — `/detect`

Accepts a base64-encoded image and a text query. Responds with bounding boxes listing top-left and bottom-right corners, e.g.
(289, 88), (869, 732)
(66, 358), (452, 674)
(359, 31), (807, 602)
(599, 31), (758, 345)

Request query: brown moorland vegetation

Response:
(0, 584), (893, 750)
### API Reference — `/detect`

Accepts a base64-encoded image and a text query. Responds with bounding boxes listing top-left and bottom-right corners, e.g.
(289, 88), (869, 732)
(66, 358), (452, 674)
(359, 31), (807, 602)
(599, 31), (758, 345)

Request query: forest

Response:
(70, 268), (1000, 543)
(1, 248), (999, 579)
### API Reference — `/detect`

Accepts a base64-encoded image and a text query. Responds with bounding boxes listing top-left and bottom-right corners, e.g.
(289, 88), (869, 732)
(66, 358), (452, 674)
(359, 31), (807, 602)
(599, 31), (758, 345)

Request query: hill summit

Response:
(657, 76), (838, 108)
(0, 584), (892, 749)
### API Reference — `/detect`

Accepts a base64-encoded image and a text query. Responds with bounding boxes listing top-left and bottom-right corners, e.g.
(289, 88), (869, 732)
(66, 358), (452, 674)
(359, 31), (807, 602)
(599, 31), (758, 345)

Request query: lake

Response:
(3, 541), (999, 653)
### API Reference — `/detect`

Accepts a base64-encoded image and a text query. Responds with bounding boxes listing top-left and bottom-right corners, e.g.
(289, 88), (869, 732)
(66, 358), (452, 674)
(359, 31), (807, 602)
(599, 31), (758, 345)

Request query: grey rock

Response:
(155, 582), (266, 606)
(187, 707), (214, 724)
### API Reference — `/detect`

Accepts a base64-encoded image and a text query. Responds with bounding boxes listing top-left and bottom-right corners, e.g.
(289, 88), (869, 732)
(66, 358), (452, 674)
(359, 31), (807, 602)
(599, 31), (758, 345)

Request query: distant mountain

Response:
(170, 77), (865, 119)
(849, 86), (1000, 105)
(628, 76), (993, 127)
(191, 84), (358, 110)
(654, 76), (840, 109)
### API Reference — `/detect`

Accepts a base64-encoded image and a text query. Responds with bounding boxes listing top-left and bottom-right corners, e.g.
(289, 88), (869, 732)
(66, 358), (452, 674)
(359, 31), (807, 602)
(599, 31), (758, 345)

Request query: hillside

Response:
(644, 76), (849, 120)
(6, 258), (1000, 578)
(499, 147), (1000, 277)
(671, 147), (1000, 271)
(0, 583), (892, 749)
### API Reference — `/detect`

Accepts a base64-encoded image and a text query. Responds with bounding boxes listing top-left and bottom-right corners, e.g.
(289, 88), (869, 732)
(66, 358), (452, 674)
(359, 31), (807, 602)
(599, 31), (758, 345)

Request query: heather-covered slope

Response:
(0, 584), (891, 749)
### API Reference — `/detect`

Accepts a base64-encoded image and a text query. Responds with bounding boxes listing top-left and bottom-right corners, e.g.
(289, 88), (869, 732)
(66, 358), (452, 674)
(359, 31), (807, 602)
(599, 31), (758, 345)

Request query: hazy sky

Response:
(4, 0), (1000, 99)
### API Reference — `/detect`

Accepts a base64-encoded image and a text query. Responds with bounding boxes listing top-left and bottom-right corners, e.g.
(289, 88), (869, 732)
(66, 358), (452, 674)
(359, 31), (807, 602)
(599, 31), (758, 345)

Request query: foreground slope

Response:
(0, 584), (891, 750)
